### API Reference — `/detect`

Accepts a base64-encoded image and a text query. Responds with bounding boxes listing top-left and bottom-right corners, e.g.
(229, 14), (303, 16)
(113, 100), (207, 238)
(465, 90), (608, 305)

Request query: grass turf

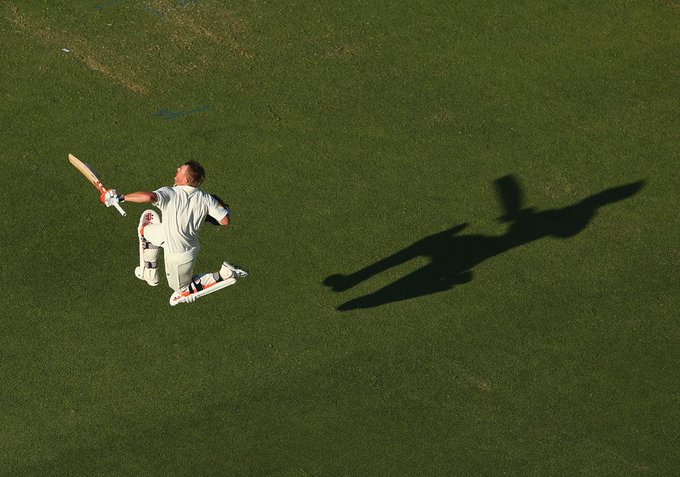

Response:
(1, 0), (679, 474)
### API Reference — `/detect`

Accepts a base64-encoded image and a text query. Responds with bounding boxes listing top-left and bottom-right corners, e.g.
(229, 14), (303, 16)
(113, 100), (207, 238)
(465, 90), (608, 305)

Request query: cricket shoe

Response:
(136, 210), (161, 286)
(169, 277), (237, 306)
(220, 262), (249, 280)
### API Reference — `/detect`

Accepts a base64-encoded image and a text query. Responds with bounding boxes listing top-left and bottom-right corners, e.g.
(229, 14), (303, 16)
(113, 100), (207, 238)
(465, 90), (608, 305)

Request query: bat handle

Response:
(114, 202), (127, 217)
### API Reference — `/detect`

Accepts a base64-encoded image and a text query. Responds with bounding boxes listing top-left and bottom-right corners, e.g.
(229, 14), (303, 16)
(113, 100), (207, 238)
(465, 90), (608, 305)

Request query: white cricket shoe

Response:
(220, 262), (249, 280)
(169, 277), (237, 306)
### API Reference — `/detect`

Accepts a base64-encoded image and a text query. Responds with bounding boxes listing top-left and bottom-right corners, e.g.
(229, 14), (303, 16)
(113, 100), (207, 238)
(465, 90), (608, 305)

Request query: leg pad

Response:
(135, 266), (160, 286)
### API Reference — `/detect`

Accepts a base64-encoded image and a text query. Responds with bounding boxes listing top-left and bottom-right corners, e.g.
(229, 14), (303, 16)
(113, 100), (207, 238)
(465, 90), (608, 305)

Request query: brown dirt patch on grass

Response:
(2, 2), (149, 95)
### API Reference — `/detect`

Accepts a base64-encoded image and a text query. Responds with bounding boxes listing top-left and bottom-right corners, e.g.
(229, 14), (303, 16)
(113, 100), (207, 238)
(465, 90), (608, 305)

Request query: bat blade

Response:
(68, 153), (105, 192)
(68, 153), (126, 216)
(494, 174), (524, 222)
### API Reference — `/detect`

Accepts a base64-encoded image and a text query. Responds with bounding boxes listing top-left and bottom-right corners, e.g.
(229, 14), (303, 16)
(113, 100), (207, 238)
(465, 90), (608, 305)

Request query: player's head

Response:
(175, 160), (205, 186)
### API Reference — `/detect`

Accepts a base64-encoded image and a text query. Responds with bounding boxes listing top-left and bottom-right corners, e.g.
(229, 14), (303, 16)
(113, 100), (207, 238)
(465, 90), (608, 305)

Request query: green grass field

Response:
(1, 0), (679, 474)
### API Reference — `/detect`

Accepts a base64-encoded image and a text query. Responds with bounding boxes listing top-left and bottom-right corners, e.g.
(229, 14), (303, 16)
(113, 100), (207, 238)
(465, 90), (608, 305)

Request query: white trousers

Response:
(143, 223), (198, 292)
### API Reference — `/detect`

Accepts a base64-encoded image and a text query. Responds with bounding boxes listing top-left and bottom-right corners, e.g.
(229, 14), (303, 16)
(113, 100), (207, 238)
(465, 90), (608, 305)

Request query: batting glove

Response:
(101, 189), (124, 207)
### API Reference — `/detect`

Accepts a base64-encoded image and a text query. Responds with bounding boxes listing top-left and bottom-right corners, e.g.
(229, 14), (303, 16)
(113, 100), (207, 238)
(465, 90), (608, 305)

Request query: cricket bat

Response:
(68, 153), (126, 216)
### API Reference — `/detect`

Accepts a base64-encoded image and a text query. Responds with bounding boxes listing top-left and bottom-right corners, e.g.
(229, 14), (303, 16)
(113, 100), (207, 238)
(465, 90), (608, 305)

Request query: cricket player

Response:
(101, 160), (248, 305)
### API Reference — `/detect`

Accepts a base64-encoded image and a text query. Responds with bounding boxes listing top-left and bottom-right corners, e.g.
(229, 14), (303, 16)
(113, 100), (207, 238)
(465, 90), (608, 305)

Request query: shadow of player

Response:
(324, 176), (645, 311)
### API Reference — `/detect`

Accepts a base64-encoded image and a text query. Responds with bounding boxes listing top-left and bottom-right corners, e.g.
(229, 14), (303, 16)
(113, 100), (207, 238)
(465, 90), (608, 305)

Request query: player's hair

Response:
(183, 160), (205, 186)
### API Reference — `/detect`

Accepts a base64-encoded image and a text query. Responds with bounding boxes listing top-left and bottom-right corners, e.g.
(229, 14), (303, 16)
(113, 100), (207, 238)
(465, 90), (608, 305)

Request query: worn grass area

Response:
(1, 0), (679, 474)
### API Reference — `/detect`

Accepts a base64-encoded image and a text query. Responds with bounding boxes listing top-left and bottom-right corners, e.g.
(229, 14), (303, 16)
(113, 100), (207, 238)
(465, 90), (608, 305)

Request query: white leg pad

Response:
(138, 210), (162, 268)
(136, 210), (163, 286)
(219, 264), (235, 280)
(143, 247), (159, 262)
(135, 266), (160, 286)
(169, 277), (236, 306)
(196, 272), (219, 288)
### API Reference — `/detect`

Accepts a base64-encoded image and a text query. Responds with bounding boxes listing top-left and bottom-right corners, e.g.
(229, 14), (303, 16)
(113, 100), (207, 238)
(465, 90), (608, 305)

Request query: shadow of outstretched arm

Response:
(580, 181), (645, 208)
(324, 245), (421, 292)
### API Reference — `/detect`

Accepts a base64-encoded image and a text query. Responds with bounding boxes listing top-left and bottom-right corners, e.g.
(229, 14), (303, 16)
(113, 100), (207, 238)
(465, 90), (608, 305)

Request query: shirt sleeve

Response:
(153, 187), (172, 209)
(207, 194), (230, 223)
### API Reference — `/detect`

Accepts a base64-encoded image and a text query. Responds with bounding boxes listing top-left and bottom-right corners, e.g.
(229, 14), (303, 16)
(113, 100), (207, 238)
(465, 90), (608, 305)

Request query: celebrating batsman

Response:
(101, 160), (248, 305)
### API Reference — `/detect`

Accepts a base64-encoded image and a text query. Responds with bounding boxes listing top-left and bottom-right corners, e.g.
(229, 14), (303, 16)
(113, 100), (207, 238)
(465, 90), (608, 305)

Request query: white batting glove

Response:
(100, 189), (123, 207)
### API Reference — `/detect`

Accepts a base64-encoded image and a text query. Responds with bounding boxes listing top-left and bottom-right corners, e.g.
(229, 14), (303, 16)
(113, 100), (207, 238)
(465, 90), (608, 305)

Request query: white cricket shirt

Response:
(153, 185), (229, 255)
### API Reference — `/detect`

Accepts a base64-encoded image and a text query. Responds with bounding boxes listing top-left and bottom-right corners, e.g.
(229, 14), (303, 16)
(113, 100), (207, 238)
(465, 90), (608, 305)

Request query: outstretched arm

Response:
(122, 191), (158, 203)
(101, 189), (156, 212)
